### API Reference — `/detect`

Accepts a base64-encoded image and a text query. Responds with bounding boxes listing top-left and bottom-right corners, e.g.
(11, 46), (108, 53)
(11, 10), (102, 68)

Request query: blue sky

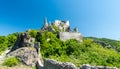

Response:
(0, 0), (120, 40)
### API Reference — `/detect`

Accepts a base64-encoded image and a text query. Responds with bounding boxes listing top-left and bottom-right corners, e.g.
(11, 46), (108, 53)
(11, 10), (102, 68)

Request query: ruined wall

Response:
(37, 59), (77, 69)
(80, 64), (117, 69)
(58, 32), (82, 42)
(37, 59), (118, 69)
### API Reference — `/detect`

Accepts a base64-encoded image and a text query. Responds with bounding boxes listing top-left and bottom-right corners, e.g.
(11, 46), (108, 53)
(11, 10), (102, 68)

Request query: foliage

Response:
(7, 34), (17, 47)
(1, 30), (120, 68)
(0, 36), (8, 54)
(52, 25), (61, 32)
(36, 31), (64, 58)
(35, 31), (120, 68)
(28, 30), (39, 38)
(84, 37), (120, 52)
(3, 57), (20, 67)
(0, 33), (18, 55)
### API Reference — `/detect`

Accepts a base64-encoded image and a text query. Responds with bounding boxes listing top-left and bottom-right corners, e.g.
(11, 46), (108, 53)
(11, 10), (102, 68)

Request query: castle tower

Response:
(44, 17), (48, 27)
(41, 17), (48, 30)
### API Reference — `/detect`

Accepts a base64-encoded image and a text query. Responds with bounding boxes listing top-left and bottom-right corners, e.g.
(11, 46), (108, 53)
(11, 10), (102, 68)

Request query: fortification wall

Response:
(58, 32), (82, 42)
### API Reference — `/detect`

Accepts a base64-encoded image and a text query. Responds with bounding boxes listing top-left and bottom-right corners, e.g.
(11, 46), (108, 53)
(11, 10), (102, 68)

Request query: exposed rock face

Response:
(7, 30), (43, 66)
(9, 30), (40, 54)
(80, 64), (91, 69)
(11, 30), (35, 52)
(8, 47), (43, 66)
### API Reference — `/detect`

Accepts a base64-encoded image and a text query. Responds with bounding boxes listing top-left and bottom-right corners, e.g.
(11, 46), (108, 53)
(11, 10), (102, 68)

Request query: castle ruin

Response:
(41, 18), (82, 42)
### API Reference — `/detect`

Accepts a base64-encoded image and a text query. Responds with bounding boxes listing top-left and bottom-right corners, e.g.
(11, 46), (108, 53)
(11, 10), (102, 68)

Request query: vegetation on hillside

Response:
(0, 30), (120, 67)
(35, 31), (120, 67)
(3, 57), (20, 67)
(0, 33), (18, 55)
(85, 37), (120, 52)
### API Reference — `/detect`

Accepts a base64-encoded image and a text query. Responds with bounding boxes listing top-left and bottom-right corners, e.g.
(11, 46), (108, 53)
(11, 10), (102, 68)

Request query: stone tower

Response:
(41, 17), (48, 30)
(44, 17), (48, 27)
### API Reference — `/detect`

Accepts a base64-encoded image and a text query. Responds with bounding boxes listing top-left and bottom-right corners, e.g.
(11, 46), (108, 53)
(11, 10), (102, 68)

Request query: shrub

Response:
(3, 57), (19, 67)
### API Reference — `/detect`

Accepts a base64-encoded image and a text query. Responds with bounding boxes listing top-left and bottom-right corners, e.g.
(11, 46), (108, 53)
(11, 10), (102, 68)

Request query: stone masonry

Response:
(41, 18), (83, 42)
(58, 32), (82, 42)
(36, 59), (118, 69)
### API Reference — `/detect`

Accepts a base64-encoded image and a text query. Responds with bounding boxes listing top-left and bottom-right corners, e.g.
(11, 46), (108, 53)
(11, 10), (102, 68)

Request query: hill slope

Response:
(0, 31), (120, 68)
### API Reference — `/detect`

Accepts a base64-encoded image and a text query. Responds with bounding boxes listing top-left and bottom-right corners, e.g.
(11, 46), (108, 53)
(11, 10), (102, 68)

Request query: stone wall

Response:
(80, 64), (118, 69)
(37, 59), (118, 69)
(37, 59), (77, 69)
(58, 32), (82, 42)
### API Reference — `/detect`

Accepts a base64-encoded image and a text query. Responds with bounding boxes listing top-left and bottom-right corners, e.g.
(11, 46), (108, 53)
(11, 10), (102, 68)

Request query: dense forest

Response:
(0, 30), (120, 68)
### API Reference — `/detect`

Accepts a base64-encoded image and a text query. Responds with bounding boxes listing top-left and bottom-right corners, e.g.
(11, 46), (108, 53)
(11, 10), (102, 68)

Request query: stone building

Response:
(41, 18), (55, 32)
(41, 18), (83, 42)
(52, 20), (70, 32)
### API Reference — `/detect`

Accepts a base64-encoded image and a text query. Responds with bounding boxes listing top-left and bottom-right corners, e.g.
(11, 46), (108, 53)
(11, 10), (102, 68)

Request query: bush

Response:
(3, 57), (19, 67)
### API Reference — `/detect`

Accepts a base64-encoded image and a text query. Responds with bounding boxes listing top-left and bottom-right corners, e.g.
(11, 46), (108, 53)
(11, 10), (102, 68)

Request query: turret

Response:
(41, 17), (48, 30)
(44, 17), (48, 27)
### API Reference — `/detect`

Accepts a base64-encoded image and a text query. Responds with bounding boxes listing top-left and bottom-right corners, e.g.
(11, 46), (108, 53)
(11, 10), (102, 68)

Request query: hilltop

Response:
(0, 19), (120, 69)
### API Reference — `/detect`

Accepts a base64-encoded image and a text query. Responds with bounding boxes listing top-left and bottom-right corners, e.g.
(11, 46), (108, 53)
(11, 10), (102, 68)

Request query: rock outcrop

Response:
(8, 47), (43, 66)
(7, 30), (43, 66)
(10, 30), (36, 52)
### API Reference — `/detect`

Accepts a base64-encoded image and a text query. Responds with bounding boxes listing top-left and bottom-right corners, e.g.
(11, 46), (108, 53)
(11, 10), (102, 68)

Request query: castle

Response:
(41, 18), (82, 42)
(7, 18), (118, 69)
